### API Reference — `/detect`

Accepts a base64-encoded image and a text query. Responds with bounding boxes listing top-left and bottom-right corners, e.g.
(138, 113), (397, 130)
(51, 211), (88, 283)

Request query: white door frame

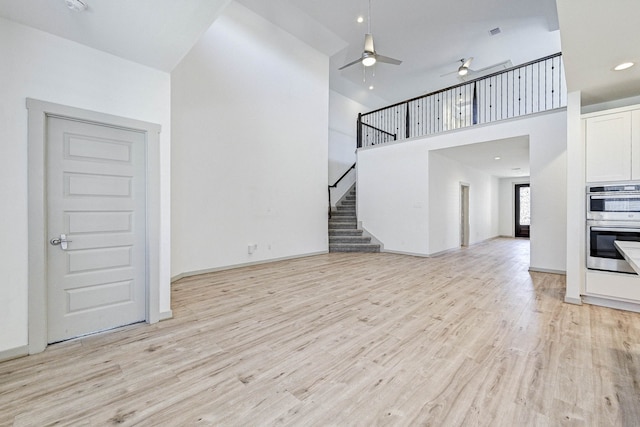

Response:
(27, 98), (162, 354)
(460, 182), (470, 247)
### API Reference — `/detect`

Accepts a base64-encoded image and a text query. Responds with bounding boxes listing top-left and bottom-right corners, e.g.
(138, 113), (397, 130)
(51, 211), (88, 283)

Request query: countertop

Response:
(614, 241), (640, 274)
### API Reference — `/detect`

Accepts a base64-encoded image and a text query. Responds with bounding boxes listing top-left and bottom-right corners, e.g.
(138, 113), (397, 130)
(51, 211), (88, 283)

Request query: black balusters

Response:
(356, 53), (564, 149)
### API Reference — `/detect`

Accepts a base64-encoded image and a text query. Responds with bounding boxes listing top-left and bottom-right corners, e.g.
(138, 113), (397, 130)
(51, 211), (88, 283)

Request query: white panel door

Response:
(47, 116), (146, 343)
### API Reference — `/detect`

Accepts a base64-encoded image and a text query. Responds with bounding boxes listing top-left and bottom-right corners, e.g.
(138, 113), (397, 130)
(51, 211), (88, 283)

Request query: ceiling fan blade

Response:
(364, 33), (375, 53)
(473, 59), (512, 73)
(440, 69), (459, 77)
(338, 56), (365, 70)
(462, 57), (474, 68)
(375, 54), (402, 66)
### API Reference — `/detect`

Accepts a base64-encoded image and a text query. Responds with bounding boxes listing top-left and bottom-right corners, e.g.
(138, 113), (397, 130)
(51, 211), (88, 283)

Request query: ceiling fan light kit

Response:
(65, 0), (87, 12)
(362, 53), (376, 67)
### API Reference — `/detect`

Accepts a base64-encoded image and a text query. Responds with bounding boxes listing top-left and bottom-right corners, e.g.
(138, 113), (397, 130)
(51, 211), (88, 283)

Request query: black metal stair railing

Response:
(357, 53), (565, 148)
(357, 118), (398, 146)
(328, 163), (356, 219)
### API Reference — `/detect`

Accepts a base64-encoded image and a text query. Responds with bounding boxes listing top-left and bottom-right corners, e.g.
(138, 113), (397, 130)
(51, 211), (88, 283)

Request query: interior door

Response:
(46, 116), (146, 343)
(515, 183), (530, 238)
(460, 184), (470, 246)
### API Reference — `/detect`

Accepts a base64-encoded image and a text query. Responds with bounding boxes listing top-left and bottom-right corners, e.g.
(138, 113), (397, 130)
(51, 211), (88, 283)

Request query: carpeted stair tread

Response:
(329, 229), (363, 236)
(329, 236), (371, 244)
(328, 185), (380, 253)
(329, 243), (380, 253)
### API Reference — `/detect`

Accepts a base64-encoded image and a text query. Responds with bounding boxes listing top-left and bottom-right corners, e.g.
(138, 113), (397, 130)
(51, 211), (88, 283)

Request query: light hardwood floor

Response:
(2, 238), (640, 426)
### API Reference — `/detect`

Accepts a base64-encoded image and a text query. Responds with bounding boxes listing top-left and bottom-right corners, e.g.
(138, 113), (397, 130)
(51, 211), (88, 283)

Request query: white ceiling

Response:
(556, 0), (640, 106)
(432, 137), (530, 178)
(238, 0), (562, 108)
(2, 0), (639, 177)
(2, 1), (638, 108)
(0, 0), (231, 71)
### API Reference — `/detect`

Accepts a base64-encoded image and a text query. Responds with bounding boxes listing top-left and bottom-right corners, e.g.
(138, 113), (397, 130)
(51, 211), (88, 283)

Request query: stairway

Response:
(329, 186), (380, 253)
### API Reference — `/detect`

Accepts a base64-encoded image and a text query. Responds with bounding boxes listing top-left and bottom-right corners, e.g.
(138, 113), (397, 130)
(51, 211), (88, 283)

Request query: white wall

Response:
(498, 177), (531, 237)
(357, 142), (430, 254)
(0, 17), (172, 354)
(428, 153), (500, 254)
(528, 113), (567, 273)
(357, 110), (567, 271)
(171, 2), (328, 278)
(565, 91), (584, 303)
(328, 91), (369, 205)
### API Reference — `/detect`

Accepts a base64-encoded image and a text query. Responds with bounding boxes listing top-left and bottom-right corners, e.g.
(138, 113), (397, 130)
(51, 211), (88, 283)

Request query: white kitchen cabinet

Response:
(632, 110), (640, 180)
(585, 270), (640, 305)
(585, 111), (632, 182)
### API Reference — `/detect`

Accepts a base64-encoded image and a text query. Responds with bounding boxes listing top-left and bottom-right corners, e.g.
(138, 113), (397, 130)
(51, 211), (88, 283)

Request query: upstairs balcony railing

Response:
(357, 53), (565, 148)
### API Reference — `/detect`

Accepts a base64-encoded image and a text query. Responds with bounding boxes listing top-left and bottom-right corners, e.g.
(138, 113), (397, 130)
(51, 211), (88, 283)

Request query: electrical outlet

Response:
(248, 244), (257, 254)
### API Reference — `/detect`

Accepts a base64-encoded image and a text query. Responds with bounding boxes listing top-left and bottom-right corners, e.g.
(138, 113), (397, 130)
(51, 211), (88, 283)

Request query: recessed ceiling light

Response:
(614, 62), (635, 71)
(357, 16), (364, 23)
(494, 156), (501, 160)
(369, 85), (374, 90)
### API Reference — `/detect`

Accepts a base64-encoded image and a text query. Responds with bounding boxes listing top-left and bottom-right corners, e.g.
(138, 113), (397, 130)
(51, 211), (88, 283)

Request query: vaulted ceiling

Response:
(237, 0), (561, 107)
(556, 0), (640, 106)
(1, 0), (639, 109)
(0, 0), (232, 71)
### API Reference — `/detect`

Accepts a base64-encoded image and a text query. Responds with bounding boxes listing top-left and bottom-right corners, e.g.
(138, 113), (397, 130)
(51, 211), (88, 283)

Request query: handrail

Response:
(329, 163), (356, 188)
(357, 118), (399, 148)
(363, 52), (562, 117)
(328, 163), (356, 218)
(357, 52), (565, 148)
(361, 123), (396, 139)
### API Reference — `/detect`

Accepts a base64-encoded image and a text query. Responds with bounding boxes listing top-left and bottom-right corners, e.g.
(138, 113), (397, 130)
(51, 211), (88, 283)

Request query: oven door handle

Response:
(590, 227), (640, 233)
(590, 195), (640, 199)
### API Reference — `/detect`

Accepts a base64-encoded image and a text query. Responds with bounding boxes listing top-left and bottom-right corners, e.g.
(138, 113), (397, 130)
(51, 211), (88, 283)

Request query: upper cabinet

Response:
(584, 106), (640, 183)
(632, 110), (640, 180)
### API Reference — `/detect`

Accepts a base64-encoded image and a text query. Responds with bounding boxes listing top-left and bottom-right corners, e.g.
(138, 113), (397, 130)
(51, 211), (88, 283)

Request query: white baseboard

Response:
(583, 295), (640, 313)
(171, 251), (328, 282)
(158, 310), (173, 321)
(427, 236), (501, 258)
(382, 249), (429, 257)
(0, 345), (28, 362)
(427, 247), (459, 257)
(529, 266), (567, 275)
(564, 295), (583, 305)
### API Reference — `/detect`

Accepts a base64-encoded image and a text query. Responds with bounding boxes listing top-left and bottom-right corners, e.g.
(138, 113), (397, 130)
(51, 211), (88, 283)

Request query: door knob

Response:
(50, 234), (72, 250)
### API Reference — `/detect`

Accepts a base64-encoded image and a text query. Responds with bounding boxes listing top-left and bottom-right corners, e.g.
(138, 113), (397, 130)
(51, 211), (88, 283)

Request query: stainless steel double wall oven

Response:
(587, 182), (640, 274)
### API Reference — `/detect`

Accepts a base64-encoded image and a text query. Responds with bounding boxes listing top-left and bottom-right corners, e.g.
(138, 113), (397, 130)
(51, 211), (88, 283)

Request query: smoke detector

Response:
(65, 0), (87, 11)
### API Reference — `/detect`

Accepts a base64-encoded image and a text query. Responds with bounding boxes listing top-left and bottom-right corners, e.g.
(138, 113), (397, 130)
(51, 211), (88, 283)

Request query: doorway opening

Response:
(460, 183), (470, 246)
(515, 183), (530, 238)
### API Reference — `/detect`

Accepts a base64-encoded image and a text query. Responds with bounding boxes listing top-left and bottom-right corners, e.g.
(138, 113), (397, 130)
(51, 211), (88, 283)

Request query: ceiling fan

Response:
(440, 58), (475, 78)
(457, 58), (474, 76)
(441, 58), (513, 81)
(338, 0), (402, 71)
